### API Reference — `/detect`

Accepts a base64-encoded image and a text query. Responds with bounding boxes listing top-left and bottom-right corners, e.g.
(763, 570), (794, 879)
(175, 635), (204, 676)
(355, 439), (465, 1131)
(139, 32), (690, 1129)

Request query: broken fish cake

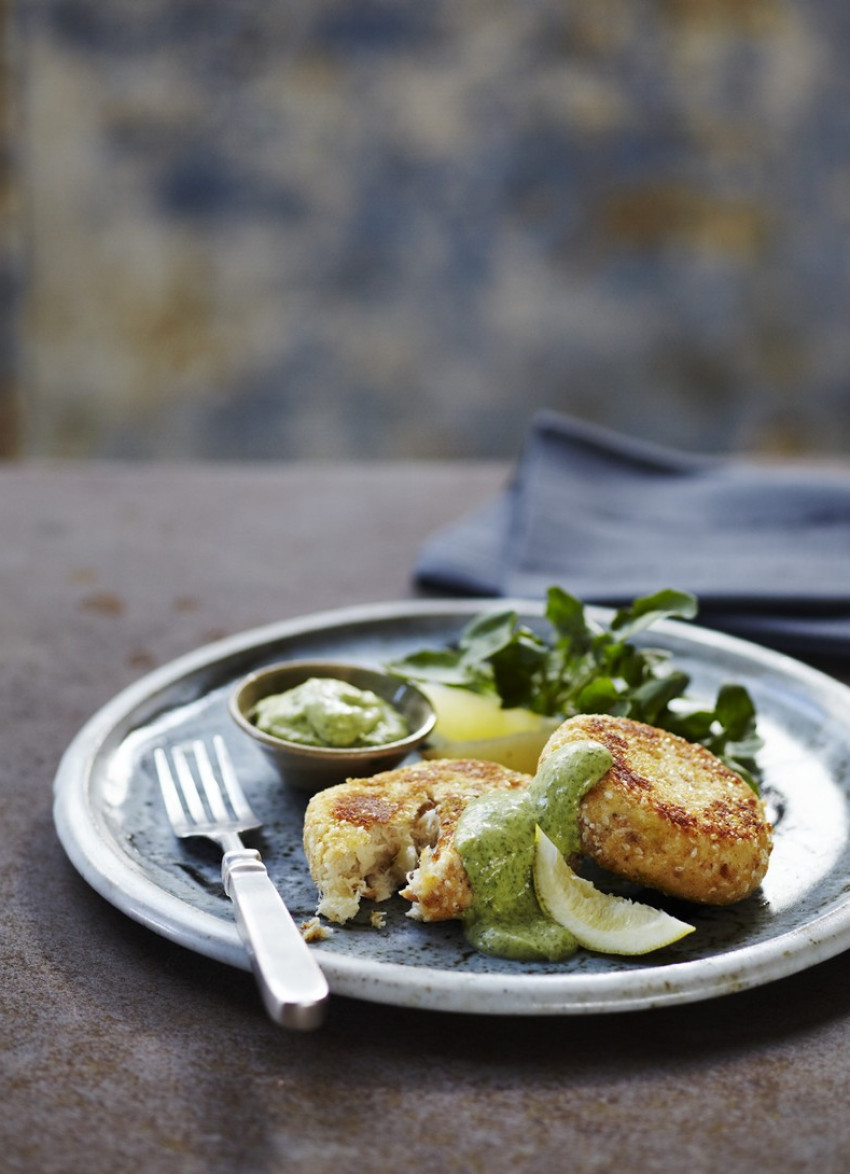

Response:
(302, 758), (530, 924)
(541, 714), (773, 906)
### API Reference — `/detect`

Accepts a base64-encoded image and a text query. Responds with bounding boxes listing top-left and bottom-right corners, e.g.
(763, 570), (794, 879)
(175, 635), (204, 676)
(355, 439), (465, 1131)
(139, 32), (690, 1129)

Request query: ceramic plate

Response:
(53, 599), (850, 1015)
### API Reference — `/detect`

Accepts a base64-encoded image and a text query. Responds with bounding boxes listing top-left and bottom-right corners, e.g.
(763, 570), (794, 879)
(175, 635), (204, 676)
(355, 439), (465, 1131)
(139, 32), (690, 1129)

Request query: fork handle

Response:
(222, 849), (329, 1030)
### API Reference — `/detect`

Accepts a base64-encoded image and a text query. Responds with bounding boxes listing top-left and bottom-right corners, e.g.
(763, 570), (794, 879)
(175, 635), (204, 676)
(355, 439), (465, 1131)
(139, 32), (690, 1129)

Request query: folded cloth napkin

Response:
(414, 410), (850, 664)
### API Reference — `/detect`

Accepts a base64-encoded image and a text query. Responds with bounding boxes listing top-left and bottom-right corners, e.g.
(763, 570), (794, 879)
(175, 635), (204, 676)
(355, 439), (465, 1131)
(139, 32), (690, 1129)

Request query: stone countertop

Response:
(3, 459), (850, 1174)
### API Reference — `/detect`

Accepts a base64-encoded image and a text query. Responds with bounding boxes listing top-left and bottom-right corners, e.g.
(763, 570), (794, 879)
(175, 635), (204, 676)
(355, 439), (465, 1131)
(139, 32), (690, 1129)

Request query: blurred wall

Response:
(8, 0), (850, 460)
(1, 0), (18, 456)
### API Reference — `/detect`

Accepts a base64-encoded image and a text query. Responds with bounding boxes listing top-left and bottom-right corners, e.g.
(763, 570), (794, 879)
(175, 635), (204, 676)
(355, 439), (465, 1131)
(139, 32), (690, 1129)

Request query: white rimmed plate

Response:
(53, 599), (850, 1015)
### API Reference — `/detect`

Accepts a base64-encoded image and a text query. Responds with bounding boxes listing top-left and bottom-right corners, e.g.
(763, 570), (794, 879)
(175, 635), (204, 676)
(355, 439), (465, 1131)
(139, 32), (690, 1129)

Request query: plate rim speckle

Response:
(52, 597), (850, 1015)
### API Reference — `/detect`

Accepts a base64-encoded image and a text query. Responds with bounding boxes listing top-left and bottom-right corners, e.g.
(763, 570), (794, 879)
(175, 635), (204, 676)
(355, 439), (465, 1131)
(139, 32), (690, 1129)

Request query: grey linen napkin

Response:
(414, 411), (850, 663)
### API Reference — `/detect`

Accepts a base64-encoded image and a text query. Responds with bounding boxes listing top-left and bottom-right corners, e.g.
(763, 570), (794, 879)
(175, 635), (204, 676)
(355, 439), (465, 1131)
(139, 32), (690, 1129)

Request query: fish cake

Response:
(542, 714), (773, 905)
(302, 758), (530, 924)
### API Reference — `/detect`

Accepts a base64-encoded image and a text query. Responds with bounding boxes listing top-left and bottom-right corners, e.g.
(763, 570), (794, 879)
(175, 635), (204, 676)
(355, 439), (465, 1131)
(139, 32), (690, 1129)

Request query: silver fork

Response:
(154, 734), (329, 1030)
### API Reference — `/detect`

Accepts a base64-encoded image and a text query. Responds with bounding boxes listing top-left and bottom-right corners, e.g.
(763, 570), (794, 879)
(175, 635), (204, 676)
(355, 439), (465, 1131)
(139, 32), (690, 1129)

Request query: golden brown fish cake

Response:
(541, 714), (773, 905)
(302, 758), (530, 924)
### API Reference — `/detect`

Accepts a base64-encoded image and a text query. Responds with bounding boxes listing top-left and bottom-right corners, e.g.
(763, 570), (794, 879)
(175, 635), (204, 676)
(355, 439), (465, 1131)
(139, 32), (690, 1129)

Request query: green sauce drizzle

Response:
(454, 740), (613, 961)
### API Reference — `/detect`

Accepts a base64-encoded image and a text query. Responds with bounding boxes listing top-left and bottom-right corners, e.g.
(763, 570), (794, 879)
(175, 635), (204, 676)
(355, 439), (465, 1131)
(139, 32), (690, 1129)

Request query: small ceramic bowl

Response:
(228, 659), (436, 792)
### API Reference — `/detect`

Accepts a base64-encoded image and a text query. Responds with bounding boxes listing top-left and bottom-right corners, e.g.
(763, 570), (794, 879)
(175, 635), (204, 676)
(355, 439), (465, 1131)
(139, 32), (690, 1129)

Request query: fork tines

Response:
(155, 735), (259, 833)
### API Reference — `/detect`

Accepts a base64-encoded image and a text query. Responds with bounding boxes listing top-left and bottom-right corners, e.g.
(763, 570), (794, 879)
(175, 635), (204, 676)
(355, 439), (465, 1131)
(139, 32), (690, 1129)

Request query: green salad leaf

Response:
(388, 587), (762, 790)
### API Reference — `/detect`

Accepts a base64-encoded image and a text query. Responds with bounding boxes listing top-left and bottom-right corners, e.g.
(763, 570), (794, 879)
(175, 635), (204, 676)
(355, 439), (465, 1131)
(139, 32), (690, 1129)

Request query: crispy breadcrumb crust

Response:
(542, 714), (773, 905)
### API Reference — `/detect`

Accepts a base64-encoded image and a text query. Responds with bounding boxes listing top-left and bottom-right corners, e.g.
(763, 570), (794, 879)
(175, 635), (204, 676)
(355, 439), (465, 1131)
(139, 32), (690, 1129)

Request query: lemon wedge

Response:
(532, 826), (695, 955)
(421, 728), (558, 774)
(420, 683), (553, 742)
(418, 684), (559, 774)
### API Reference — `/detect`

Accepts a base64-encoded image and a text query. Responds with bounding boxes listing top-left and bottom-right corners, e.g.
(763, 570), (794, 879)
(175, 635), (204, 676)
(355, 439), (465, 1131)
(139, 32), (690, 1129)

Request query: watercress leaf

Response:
(457, 610), (520, 659)
(606, 643), (646, 687)
(543, 649), (597, 714)
(628, 670), (691, 723)
(386, 648), (482, 689)
(611, 589), (698, 640)
(387, 648), (497, 690)
(665, 708), (717, 742)
(545, 586), (590, 643)
(489, 635), (548, 709)
(576, 677), (630, 716)
(714, 683), (758, 741)
(598, 636), (626, 670)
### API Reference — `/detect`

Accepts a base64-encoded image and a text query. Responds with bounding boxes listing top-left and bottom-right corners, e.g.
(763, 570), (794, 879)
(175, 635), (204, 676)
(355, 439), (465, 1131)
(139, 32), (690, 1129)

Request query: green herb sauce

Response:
(454, 740), (613, 961)
(249, 677), (408, 748)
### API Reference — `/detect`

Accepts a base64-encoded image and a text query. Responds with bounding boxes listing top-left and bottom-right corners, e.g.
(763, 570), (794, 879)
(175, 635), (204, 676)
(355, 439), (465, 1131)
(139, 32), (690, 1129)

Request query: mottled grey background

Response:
(4, 0), (850, 460)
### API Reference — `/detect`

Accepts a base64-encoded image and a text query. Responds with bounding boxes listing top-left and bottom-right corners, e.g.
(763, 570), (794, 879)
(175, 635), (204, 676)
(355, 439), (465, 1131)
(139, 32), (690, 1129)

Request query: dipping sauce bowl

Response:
(228, 659), (436, 792)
